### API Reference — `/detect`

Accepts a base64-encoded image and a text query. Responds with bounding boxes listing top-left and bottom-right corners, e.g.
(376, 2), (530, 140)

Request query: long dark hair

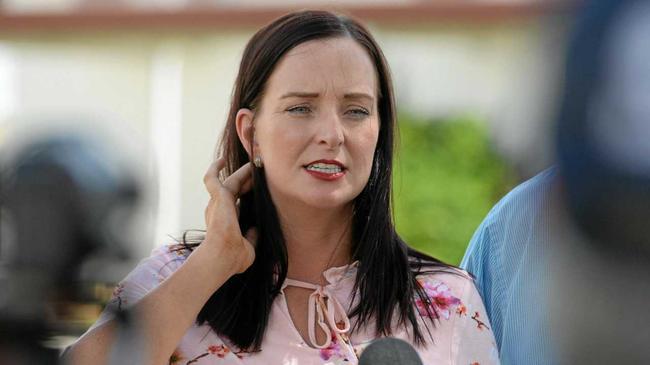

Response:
(180, 10), (455, 351)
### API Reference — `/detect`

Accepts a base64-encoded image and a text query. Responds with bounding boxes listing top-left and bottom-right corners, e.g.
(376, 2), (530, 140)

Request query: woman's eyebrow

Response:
(343, 92), (374, 102)
(279, 92), (319, 99)
(279, 92), (374, 102)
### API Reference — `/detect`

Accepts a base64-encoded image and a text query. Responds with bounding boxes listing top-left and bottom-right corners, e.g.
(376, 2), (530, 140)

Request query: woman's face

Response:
(249, 37), (380, 211)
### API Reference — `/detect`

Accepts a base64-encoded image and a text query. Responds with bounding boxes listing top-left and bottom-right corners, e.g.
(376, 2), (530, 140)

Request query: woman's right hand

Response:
(203, 158), (257, 275)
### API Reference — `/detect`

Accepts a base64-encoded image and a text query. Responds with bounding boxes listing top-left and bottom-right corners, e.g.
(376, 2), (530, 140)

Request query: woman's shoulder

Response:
(111, 243), (194, 300)
(150, 242), (194, 256)
(154, 243), (194, 261)
(84, 243), (195, 331)
(144, 243), (195, 277)
(414, 267), (499, 363)
(414, 267), (476, 321)
(415, 267), (473, 295)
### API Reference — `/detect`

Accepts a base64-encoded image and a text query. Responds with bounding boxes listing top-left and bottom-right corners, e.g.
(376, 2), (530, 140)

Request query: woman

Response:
(66, 10), (498, 365)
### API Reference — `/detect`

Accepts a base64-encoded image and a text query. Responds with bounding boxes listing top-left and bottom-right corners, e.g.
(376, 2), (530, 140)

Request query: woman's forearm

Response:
(64, 243), (239, 365)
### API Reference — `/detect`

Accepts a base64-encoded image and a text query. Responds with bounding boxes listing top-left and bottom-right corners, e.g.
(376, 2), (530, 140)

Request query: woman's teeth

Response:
(306, 163), (342, 174)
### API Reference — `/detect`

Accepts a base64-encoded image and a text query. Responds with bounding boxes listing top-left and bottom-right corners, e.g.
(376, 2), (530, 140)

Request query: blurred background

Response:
(0, 0), (574, 343)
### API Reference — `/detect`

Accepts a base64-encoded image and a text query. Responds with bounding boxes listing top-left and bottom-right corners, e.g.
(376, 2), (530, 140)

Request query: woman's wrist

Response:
(196, 236), (243, 277)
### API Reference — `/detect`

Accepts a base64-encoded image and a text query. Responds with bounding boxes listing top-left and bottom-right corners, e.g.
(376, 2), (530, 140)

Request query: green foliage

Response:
(392, 114), (515, 265)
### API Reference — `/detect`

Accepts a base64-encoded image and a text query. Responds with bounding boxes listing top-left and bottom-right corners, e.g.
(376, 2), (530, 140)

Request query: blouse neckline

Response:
(280, 260), (359, 349)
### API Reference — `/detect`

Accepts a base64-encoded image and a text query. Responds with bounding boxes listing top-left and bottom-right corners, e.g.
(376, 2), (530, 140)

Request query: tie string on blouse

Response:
(283, 278), (352, 349)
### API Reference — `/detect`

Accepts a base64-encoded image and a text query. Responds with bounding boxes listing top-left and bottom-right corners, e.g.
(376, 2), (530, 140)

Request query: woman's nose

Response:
(317, 111), (344, 148)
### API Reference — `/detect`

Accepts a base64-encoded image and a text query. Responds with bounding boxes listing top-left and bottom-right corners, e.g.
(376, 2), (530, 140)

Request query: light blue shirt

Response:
(461, 167), (558, 365)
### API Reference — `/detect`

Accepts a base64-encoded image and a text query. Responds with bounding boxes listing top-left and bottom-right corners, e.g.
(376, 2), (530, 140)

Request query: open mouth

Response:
(306, 162), (343, 174)
(304, 160), (346, 180)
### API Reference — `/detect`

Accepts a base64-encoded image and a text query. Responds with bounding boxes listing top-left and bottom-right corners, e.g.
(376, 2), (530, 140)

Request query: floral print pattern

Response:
(182, 344), (231, 364)
(169, 343), (251, 364)
(169, 349), (185, 364)
(111, 282), (127, 311)
(416, 278), (462, 320)
(456, 303), (468, 316)
(471, 312), (490, 331)
(208, 344), (231, 358)
(90, 245), (499, 365)
(320, 333), (353, 364)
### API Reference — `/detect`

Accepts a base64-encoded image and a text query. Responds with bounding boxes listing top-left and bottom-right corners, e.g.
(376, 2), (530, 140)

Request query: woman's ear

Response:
(235, 108), (255, 157)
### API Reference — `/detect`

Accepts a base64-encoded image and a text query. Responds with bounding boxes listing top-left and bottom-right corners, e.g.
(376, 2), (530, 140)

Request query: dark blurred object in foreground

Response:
(553, 0), (650, 363)
(0, 123), (144, 364)
(557, 0), (650, 255)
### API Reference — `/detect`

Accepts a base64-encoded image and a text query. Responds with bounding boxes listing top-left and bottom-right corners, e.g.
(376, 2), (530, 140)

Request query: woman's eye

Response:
(286, 105), (311, 114)
(346, 108), (370, 118)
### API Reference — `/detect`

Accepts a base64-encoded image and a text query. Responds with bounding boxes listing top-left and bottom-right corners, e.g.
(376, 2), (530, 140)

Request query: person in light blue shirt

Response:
(461, 0), (650, 363)
(460, 167), (558, 365)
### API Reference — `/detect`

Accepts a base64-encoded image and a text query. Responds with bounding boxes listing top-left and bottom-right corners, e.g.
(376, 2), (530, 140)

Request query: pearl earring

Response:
(253, 155), (263, 168)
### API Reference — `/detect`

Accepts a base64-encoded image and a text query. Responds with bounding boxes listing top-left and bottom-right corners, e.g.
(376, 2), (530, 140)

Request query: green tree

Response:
(393, 115), (515, 265)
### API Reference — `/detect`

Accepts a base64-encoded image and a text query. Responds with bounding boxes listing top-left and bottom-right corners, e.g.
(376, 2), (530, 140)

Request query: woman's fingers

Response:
(203, 159), (253, 230)
(239, 171), (254, 195)
(203, 158), (227, 197)
(204, 158), (254, 197)
(201, 159), (257, 274)
(222, 162), (253, 197)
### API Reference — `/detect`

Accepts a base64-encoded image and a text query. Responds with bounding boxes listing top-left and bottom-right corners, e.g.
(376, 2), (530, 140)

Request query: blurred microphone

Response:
(359, 338), (423, 365)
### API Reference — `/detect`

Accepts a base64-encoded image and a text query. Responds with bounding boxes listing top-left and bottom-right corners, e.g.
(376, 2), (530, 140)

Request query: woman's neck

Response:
(275, 202), (354, 285)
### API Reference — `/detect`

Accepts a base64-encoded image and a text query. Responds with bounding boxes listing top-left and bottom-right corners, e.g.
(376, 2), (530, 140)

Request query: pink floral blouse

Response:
(86, 245), (499, 365)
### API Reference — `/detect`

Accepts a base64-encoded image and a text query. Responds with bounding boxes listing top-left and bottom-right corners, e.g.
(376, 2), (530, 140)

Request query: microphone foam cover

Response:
(358, 337), (423, 365)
